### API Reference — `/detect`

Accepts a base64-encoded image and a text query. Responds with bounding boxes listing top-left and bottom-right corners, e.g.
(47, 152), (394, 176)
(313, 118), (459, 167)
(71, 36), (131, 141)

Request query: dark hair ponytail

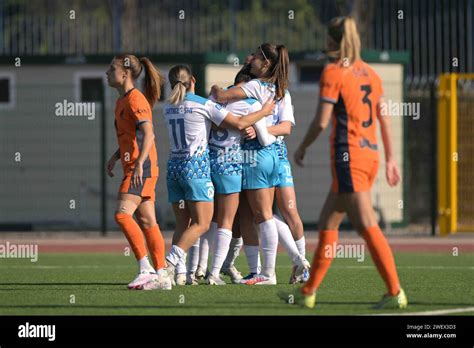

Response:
(260, 43), (289, 100)
(139, 57), (164, 108)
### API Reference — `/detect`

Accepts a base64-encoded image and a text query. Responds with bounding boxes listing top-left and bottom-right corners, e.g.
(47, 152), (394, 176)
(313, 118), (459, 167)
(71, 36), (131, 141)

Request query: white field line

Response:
(372, 306), (474, 316)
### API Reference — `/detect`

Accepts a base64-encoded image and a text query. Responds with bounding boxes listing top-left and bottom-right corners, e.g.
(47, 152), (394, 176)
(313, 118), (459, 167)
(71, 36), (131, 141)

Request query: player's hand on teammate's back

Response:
(386, 159), (401, 187)
(132, 162), (144, 188)
(106, 156), (117, 177)
(242, 126), (257, 140)
(294, 146), (306, 167)
(210, 85), (221, 98)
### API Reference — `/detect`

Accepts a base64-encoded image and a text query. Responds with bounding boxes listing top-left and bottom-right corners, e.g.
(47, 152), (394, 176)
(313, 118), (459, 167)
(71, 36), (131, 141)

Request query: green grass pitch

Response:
(0, 252), (472, 315)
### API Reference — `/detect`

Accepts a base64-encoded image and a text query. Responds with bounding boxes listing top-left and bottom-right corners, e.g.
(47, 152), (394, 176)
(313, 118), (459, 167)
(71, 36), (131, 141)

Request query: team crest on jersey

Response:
(206, 182), (214, 198)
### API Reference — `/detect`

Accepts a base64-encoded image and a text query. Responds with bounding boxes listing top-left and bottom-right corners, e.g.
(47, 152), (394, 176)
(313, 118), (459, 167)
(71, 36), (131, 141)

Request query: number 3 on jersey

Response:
(360, 84), (373, 128)
(169, 118), (187, 149)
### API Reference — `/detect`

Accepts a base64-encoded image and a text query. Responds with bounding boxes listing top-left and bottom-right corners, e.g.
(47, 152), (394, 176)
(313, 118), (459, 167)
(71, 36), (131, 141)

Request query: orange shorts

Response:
(331, 159), (379, 193)
(119, 176), (158, 201)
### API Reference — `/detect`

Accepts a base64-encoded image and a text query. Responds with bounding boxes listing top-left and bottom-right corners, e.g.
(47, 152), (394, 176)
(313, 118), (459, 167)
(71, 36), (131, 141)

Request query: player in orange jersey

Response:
(105, 54), (170, 290)
(292, 17), (407, 309)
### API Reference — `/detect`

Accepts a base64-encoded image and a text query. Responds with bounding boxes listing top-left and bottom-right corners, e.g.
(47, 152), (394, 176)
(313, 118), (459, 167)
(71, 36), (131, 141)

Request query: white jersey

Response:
(163, 92), (229, 160)
(208, 95), (260, 149)
(241, 79), (295, 159)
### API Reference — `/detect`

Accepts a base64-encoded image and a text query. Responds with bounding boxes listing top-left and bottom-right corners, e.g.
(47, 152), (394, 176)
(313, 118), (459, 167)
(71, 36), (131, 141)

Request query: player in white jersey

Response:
(211, 43), (295, 285)
(147, 65), (274, 289)
(213, 44), (309, 283)
(203, 67), (278, 285)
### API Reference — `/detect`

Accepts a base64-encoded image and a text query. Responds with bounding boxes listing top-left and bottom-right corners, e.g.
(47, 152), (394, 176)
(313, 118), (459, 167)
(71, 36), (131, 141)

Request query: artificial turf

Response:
(0, 252), (472, 315)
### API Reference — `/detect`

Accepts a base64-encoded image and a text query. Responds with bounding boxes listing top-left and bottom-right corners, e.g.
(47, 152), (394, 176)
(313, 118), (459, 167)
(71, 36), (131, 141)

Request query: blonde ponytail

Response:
(167, 65), (192, 105)
(168, 82), (187, 105)
(327, 16), (361, 66)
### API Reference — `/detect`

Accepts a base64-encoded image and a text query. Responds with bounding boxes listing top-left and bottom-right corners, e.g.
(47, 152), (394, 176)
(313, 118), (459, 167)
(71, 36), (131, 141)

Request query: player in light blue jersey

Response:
(211, 43), (292, 285)
(204, 67), (278, 285)
(211, 44), (309, 285)
(160, 65), (275, 287)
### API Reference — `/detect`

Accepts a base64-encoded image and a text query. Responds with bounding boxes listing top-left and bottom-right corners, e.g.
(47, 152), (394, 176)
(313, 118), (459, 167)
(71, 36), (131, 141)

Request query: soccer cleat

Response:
(186, 271), (199, 285)
(373, 288), (408, 309)
(175, 273), (186, 286)
(294, 258), (311, 283)
(239, 273), (257, 284)
(245, 274), (277, 285)
(278, 289), (317, 309)
(207, 274), (226, 285)
(127, 271), (157, 290)
(289, 265), (298, 284)
(139, 269), (172, 290)
(195, 266), (207, 280)
(221, 264), (243, 284)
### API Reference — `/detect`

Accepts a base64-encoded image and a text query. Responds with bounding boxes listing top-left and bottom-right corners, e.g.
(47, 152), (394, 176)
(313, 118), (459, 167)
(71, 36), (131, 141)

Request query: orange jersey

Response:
(114, 88), (159, 177)
(320, 60), (383, 163)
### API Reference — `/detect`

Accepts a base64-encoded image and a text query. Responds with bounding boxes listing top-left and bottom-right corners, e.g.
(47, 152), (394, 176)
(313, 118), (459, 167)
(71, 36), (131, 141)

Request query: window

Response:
(298, 65), (324, 83)
(74, 71), (106, 103)
(0, 73), (15, 109)
(81, 78), (103, 102)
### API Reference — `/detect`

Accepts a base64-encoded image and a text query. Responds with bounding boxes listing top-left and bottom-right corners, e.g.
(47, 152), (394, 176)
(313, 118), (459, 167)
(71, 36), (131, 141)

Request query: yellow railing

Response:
(438, 73), (474, 235)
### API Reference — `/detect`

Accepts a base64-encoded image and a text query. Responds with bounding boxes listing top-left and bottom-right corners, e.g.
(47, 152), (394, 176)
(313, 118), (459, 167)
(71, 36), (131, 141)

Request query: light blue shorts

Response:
(167, 177), (215, 203)
(277, 160), (294, 188)
(242, 144), (280, 190)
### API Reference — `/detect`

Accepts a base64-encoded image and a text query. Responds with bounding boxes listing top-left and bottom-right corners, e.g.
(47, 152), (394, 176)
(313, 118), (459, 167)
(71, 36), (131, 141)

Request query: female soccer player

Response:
(212, 43), (309, 284)
(146, 65), (274, 289)
(105, 54), (169, 290)
(212, 43), (307, 285)
(293, 16), (407, 309)
(206, 66), (278, 285)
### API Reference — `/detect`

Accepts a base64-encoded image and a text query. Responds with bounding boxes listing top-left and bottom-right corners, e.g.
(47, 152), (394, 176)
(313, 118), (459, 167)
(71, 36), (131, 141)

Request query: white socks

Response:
(243, 245), (261, 274)
(198, 222), (217, 270)
(166, 245), (186, 271)
(273, 214), (302, 266)
(223, 237), (243, 269)
(210, 228), (233, 277)
(176, 253), (187, 274)
(186, 238), (200, 273)
(138, 255), (155, 273)
(295, 236), (306, 259)
(258, 219), (278, 278)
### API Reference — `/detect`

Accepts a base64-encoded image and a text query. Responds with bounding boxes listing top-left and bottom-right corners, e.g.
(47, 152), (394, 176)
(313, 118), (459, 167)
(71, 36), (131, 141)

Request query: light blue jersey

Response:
(241, 79), (296, 188)
(208, 96), (262, 194)
(163, 92), (229, 202)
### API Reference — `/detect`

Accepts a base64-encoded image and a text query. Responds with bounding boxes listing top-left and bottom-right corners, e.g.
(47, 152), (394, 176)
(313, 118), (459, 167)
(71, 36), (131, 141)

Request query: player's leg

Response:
(167, 201), (213, 271)
(275, 186), (309, 283)
(239, 192), (262, 282)
(343, 191), (406, 308)
(207, 192), (240, 285)
(244, 187), (278, 285)
(114, 193), (154, 289)
(299, 191), (345, 306)
(134, 199), (166, 272)
(197, 212), (217, 280)
(221, 209), (244, 282)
